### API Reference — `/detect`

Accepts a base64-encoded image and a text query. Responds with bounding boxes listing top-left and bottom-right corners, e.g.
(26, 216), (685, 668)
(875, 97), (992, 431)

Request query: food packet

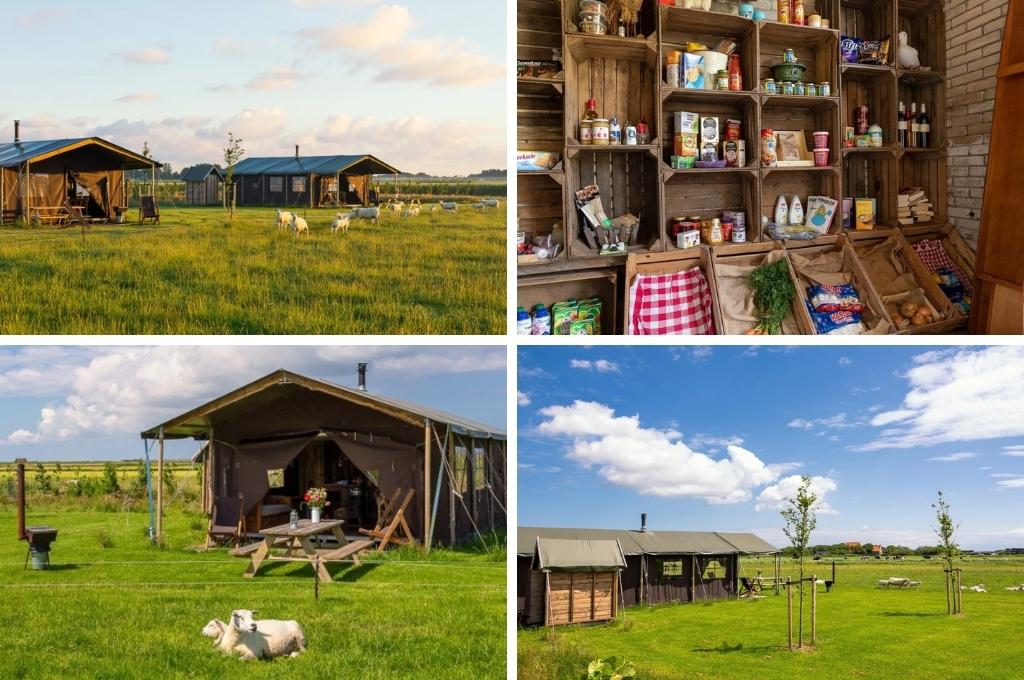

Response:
(808, 284), (866, 313)
(860, 40), (882, 64)
(806, 303), (866, 335)
(840, 36), (861, 64)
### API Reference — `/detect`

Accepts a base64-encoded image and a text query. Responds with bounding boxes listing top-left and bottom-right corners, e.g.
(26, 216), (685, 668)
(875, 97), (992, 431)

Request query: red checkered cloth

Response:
(911, 239), (973, 294)
(628, 266), (716, 335)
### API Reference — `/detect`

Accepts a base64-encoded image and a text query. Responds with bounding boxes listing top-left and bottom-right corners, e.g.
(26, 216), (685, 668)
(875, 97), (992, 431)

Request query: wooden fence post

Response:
(956, 568), (963, 614)
(810, 575), (817, 646)
(787, 577), (793, 651)
(944, 568), (951, 615)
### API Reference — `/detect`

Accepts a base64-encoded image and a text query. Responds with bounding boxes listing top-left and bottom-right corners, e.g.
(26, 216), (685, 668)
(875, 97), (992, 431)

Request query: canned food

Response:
(716, 70), (730, 91)
(732, 223), (746, 243)
(580, 120), (593, 144)
(783, 49), (797, 64)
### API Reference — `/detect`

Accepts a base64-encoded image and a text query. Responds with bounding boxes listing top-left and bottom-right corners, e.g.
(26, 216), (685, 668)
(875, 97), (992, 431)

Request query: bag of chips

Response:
(809, 284), (866, 313)
(860, 40), (884, 65)
(840, 36), (861, 64)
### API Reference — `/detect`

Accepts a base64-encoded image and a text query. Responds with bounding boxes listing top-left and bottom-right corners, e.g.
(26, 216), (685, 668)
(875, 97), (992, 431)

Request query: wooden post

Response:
(423, 419), (431, 551)
(544, 573), (551, 627)
(690, 554), (696, 603)
(787, 577), (793, 651)
(811, 574), (817, 646)
(448, 430), (456, 545)
(314, 556), (320, 601)
(25, 160), (30, 224)
(156, 427), (165, 542)
(956, 568), (963, 614)
(945, 568), (952, 614)
(151, 163), (156, 208)
(775, 553), (781, 596)
(568, 572), (575, 623)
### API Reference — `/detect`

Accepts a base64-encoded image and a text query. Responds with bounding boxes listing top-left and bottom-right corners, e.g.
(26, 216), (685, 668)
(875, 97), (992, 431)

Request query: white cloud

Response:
(838, 356), (852, 366)
(517, 391), (531, 406)
(978, 466), (993, 471)
(116, 48), (170, 64)
(536, 401), (783, 502)
(18, 9), (70, 26)
(928, 452), (977, 462)
(245, 68), (312, 91)
(991, 473), (1018, 479)
(3, 346), (504, 444)
(1003, 445), (1024, 457)
(858, 347), (1024, 450)
(115, 91), (157, 103)
(569, 359), (619, 373)
(755, 475), (839, 514)
(996, 477), (1024, 489)
(687, 434), (746, 452)
(788, 413), (863, 431)
(692, 346), (713, 361)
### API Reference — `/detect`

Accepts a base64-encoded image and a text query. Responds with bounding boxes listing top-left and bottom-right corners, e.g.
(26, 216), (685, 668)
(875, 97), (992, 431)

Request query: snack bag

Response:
(809, 284), (866, 313)
(806, 302), (866, 335)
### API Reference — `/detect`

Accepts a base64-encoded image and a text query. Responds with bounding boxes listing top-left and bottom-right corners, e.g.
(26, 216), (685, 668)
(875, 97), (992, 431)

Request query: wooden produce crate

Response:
(663, 169), (759, 248)
(758, 20), (840, 96)
(518, 267), (619, 335)
(786, 236), (892, 335)
(899, 222), (976, 317)
(661, 90), (759, 172)
(710, 241), (813, 335)
(843, 149), (898, 227)
(518, 173), (567, 266)
(828, 0), (897, 52)
(623, 248), (719, 335)
(845, 229), (964, 333)
(897, 0), (946, 77)
(562, 0), (658, 39)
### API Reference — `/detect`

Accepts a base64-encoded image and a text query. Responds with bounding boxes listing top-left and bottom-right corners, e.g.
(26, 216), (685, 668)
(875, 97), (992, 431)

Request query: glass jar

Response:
(820, 81), (831, 97)
(795, 81), (806, 96)
(806, 83), (817, 97)
(763, 78), (777, 94)
(783, 81), (795, 96)
(716, 70), (730, 91)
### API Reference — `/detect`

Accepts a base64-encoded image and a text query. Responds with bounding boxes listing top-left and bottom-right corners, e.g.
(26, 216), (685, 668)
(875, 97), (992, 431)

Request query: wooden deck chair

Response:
(359, 488), (416, 552)
(206, 496), (245, 549)
(138, 196), (160, 225)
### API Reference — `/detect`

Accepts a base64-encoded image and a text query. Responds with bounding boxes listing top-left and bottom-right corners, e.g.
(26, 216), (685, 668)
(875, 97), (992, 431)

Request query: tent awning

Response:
(535, 537), (626, 572)
(519, 527), (778, 557)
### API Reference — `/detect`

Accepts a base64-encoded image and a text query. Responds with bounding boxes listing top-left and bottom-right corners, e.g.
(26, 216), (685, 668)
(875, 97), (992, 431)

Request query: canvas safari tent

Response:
(525, 537), (626, 627)
(518, 522), (779, 622)
(141, 369), (506, 548)
(0, 123), (159, 225)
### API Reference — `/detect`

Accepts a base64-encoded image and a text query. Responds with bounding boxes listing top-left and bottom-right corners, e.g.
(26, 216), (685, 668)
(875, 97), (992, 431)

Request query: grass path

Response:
(0, 206), (505, 334)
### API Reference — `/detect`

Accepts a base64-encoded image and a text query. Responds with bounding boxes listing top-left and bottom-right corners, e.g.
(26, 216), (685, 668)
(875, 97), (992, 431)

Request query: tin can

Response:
(580, 120), (593, 144)
(783, 48), (797, 64)
(591, 118), (610, 145)
(806, 82), (817, 97)
(721, 220), (734, 242)
(856, 105), (869, 135)
(783, 81), (795, 95)
(820, 81), (831, 97)
(795, 81), (806, 96)
(844, 126), (856, 147)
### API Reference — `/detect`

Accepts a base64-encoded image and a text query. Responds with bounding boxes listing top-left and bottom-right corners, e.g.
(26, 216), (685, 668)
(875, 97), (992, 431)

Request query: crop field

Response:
(0, 205), (505, 335)
(0, 506), (506, 679)
(519, 557), (1024, 680)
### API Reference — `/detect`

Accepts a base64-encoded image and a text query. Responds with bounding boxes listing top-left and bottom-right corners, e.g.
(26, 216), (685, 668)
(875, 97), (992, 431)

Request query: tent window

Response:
(658, 559), (684, 578)
(702, 559), (724, 580)
(292, 177), (306, 193)
(453, 446), (469, 493)
(269, 177), (283, 192)
(267, 469), (285, 489)
(472, 447), (487, 491)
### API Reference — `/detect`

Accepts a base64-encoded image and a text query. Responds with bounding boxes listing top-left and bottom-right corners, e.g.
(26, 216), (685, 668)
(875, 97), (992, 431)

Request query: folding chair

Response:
(206, 496), (245, 549)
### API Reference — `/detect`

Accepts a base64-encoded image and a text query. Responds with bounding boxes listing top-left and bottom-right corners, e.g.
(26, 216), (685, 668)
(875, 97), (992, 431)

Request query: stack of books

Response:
(898, 188), (934, 225)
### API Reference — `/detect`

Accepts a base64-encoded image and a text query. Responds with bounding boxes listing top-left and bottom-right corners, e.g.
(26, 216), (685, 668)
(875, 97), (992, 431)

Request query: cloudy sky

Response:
(0, 345), (505, 462)
(0, 1), (505, 175)
(519, 346), (1024, 551)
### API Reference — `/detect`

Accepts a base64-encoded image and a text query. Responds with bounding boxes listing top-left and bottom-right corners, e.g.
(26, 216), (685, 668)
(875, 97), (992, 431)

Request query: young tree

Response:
(933, 491), (961, 614)
(781, 475), (818, 648)
(223, 132), (245, 219)
(102, 461), (120, 494)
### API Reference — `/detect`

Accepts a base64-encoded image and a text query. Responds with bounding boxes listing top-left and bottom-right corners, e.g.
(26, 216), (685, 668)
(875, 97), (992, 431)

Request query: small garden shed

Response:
(526, 536), (625, 627)
(181, 165), (223, 206)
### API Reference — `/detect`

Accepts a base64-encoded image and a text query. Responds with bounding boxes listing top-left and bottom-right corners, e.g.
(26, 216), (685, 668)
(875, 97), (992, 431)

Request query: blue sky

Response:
(0, 346), (505, 463)
(518, 346), (1024, 551)
(0, 1), (504, 175)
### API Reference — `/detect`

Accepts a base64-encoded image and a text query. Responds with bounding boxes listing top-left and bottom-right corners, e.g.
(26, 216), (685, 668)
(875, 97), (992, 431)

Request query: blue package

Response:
(805, 301), (865, 335)
(808, 284), (865, 313)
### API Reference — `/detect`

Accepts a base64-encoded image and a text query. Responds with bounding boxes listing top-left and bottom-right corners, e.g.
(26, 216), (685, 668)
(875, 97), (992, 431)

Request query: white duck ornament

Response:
(898, 31), (921, 69)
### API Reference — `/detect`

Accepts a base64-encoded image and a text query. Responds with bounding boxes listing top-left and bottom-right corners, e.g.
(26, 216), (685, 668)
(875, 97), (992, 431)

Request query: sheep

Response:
(430, 205), (440, 215)
(330, 213), (350, 234)
(483, 198), (500, 209)
(219, 610), (306, 661)
(402, 205), (420, 218)
(385, 200), (404, 215)
(877, 579), (890, 589)
(275, 209), (295, 231)
(202, 619), (226, 646)
(440, 201), (457, 214)
(352, 206), (381, 225)
(1005, 584), (1024, 592)
(471, 201), (486, 211)
(290, 214), (309, 237)
(968, 584), (987, 593)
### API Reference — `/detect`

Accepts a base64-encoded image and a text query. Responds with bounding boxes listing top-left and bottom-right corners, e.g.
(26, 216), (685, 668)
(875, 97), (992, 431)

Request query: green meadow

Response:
(0, 507), (506, 679)
(519, 557), (1024, 680)
(0, 205), (505, 335)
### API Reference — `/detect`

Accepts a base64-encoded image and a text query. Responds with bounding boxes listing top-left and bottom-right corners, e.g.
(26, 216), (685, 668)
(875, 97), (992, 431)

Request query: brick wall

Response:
(945, 0), (1009, 247)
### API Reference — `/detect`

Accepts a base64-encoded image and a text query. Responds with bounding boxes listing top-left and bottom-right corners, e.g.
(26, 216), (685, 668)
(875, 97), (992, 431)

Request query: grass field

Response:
(0, 507), (505, 679)
(0, 205), (504, 334)
(519, 557), (1024, 680)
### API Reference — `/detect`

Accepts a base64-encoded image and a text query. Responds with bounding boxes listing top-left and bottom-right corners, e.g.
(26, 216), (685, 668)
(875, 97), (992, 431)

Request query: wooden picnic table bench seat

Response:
(230, 536), (290, 557)
(321, 539), (375, 563)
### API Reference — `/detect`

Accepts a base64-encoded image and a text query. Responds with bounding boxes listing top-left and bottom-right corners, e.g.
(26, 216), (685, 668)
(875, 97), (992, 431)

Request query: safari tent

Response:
(0, 127), (159, 225)
(182, 164), (223, 206)
(518, 524), (779, 622)
(141, 369), (506, 548)
(229, 150), (399, 208)
(525, 537), (626, 627)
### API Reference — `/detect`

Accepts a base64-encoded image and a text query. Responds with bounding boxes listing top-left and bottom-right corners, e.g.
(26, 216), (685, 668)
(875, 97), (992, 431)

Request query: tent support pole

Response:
(25, 160), (30, 224)
(156, 427), (165, 541)
(144, 438), (155, 541)
(151, 163), (156, 206)
(423, 419), (431, 551)
(448, 429), (456, 545)
(428, 426), (447, 547)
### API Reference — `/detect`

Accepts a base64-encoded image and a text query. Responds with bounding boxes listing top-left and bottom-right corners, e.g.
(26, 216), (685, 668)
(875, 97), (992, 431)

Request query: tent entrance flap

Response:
(328, 433), (423, 540)
(232, 435), (318, 514)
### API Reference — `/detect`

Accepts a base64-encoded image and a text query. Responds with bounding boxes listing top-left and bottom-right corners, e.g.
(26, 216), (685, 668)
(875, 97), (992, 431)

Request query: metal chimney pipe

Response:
(357, 363), (368, 392)
(16, 458), (27, 541)
(295, 144), (300, 158)
(640, 513), (648, 532)
(14, 120), (20, 144)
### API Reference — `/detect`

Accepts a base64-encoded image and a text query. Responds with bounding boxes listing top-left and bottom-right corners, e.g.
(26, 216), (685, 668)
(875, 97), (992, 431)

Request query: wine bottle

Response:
(919, 103), (930, 149)
(909, 103), (919, 149)
(897, 101), (907, 148)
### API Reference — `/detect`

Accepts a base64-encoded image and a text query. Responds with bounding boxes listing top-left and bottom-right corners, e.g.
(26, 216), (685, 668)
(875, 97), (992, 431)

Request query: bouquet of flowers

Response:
(302, 487), (330, 511)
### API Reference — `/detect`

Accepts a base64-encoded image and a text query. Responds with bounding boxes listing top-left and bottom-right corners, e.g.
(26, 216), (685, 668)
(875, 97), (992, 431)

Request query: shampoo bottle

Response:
(789, 195), (804, 225)
(775, 194), (789, 225)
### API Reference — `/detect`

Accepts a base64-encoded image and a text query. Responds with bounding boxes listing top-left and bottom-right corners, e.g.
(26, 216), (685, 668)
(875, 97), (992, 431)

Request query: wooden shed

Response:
(181, 165), (223, 206)
(526, 536), (625, 627)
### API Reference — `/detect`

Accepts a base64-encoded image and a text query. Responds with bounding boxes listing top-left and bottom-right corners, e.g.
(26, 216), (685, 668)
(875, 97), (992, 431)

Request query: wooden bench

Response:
(321, 539), (376, 567)
(230, 536), (290, 557)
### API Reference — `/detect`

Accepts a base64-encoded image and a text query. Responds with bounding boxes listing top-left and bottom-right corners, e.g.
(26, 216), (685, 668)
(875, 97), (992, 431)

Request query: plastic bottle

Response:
(775, 194), (789, 225)
(789, 195), (804, 225)
(516, 306), (533, 335)
(531, 305), (551, 335)
(609, 115), (622, 145)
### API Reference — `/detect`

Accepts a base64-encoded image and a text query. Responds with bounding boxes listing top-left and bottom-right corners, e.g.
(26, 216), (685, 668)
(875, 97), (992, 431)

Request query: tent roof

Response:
(141, 369), (504, 442)
(0, 137), (160, 170)
(535, 537), (626, 572)
(231, 154), (399, 177)
(518, 527), (778, 557)
(181, 164), (223, 182)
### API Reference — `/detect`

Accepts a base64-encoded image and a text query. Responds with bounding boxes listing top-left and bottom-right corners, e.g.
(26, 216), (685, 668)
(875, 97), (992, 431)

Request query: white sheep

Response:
(275, 209), (295, 231)
(290, 214), (309, 236)
(483, 198), (500, 209)
(440, 201), (457, 214)
(202, 619), (226, 646)
(219, 610), (306, 661)
(386, 200), (404, 215)
(430, 205), (439, 215)
(402, 206), (420, 218)
(352, 207), (381, 225)
(1005, 584), (1024, 592)
(330, 213), (350, 234)
(471, 201), (486, 211)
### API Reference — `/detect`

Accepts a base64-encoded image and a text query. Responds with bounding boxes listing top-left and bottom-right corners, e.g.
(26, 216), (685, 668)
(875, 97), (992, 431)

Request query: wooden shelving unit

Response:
(517, 0), (952, 334)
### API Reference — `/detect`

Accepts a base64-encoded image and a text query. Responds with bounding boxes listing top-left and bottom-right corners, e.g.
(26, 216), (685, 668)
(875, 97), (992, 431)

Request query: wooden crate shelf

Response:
(518, 172), (567, 265)
(515, 0), (953, 334)
(518, 268), (619, 335)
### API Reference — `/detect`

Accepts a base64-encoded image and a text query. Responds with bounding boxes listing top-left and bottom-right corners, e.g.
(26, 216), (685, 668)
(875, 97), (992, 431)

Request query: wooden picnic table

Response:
(242, 519), (349, 583)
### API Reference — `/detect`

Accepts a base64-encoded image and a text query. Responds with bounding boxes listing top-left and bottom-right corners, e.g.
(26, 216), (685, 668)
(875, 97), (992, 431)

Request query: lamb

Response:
(439, 201), (458, 214)
(969, 584), (987, 593)
(290, 214), (309, 236)
(402, 205), (420, 218)
(275, 209), (295, 231)
(1005, 584), (1024, 592)
(202, 619), (226, 646)
(386, 200), (405, 215)
(219, 609), (306, 661)
(430, 205), (440, 215)
(330, 213), (350, 234)
(352, 207), (381, 225)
